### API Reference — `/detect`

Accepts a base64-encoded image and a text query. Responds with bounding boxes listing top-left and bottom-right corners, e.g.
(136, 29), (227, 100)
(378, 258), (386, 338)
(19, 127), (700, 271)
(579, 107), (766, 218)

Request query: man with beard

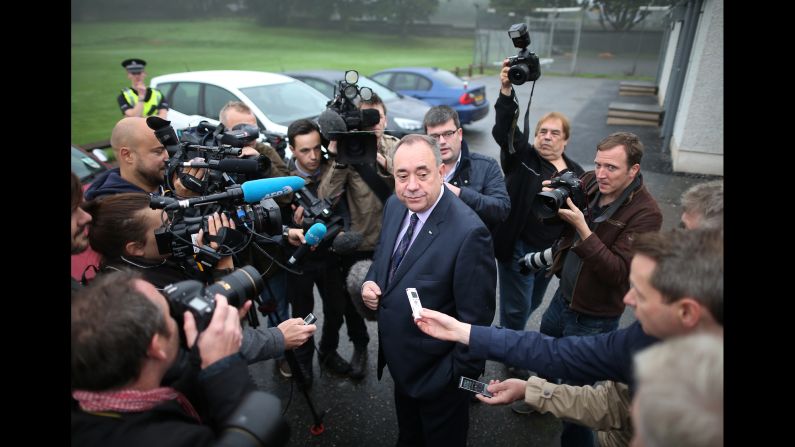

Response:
(85, 117), (202, 200)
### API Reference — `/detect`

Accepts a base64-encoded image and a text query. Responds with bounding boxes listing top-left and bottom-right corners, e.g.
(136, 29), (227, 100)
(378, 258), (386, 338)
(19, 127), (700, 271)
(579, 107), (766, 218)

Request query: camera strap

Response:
(589, 174), (642, 224)
(508, 81), (537, 155)
(352, 163), (390, 205)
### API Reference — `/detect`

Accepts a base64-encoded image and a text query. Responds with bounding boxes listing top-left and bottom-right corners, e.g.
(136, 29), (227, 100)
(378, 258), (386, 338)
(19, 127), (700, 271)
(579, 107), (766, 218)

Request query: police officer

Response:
(117, 58), (169, 118)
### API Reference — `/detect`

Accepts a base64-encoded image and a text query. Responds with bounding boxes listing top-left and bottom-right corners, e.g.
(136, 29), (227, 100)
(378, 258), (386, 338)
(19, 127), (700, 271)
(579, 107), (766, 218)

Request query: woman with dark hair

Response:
(82, 192), (235, 289)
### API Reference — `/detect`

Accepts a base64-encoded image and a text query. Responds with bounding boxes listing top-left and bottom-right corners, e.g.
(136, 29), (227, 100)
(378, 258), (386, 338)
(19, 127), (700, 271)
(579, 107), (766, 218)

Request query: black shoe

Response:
(319, 350), (352, 376)
(349, 346), (368, 380)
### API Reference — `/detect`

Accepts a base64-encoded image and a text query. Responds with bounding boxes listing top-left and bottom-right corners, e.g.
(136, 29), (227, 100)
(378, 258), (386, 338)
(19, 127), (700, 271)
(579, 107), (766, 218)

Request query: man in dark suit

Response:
(361, 134), (496, 446)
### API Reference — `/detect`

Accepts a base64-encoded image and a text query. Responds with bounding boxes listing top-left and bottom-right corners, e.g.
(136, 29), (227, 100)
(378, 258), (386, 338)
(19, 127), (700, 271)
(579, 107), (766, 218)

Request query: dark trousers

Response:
(339, 250), (373, 349)
(540, 289), (619, 447)
(286, 257), (347, 355)
(393, 382), (470, 447)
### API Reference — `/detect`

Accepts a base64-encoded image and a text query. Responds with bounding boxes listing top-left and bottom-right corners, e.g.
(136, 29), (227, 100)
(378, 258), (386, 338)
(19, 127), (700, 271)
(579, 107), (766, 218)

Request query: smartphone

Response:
(405, 287), (422, 319)
(303, 313), (317, 325)
(458, 376), (493, 398)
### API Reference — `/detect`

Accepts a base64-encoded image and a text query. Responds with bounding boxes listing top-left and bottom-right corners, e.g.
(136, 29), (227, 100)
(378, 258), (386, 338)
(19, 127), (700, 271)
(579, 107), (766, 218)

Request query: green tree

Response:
(589, 0), (673, 31)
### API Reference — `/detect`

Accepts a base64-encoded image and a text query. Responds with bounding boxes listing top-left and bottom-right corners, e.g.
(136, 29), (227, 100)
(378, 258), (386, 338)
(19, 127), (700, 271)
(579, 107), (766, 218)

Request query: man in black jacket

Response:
(491, 60), (584, 379)
(423, 105), (510, 232)
(71, 269), (265, 447)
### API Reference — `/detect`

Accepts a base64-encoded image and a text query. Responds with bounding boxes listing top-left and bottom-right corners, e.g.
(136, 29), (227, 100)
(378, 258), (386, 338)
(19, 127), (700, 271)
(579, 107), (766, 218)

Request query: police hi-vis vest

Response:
(121, 88), (163, 117)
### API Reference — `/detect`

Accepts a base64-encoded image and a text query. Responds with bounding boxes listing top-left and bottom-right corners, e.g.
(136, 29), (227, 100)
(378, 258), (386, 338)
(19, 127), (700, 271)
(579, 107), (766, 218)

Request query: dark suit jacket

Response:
(366, 187), (496, 399)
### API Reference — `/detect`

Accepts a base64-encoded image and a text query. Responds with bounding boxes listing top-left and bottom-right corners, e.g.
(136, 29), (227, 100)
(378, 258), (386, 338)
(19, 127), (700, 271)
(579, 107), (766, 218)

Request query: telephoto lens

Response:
(163, 265), (264, 332)
(518, 248), (553, 275)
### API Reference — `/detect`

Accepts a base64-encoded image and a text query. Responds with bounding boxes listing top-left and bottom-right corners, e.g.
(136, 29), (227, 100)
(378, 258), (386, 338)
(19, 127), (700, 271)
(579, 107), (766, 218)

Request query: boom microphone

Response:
(331, 231), (363, 255)
(181, 158), (260, 173)
(345, 259), (377, 321)
(318, 109), (347, 141)
(287, 222), (327, 265)
(164, 176), (305, 209)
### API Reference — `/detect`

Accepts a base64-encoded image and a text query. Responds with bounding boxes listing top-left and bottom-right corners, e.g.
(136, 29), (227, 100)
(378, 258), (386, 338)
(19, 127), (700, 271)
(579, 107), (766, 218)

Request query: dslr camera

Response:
(507, 23), (541, 85)
(163, 265), (264, 332)
(531, 171), (587, 220)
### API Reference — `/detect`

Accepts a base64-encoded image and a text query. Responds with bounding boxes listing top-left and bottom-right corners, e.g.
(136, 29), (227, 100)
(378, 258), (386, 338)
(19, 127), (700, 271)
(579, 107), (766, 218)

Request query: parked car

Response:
(370, 67), (489, 125)
(283, 70), (431, 137)
(150, 70), (331, 157)
(71, 144), (109, 185)
(71, 144), (109, 282)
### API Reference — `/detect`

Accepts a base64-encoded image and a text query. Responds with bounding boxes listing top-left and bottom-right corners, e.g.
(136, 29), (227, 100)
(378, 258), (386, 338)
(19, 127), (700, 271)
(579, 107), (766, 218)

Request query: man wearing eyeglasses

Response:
(422, 105), (509, 232)
(118, 58), (169, 118)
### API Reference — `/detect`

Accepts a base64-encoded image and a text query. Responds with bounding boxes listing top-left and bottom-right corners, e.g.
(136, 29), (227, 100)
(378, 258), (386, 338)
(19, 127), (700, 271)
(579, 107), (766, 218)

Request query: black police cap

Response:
(121, 58), (146, 74)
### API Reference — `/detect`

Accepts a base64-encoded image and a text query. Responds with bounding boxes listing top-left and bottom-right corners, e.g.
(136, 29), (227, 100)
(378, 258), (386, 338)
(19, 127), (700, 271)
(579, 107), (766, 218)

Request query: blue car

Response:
(370, 67), (489, 125)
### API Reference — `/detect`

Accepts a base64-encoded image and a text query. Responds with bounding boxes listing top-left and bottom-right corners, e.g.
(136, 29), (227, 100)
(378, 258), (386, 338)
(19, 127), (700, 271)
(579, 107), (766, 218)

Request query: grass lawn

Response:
(72, 18), (476, 145)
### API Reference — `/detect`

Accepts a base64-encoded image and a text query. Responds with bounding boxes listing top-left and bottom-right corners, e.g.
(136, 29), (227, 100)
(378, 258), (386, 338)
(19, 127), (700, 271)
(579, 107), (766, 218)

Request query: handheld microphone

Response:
(288, 222), (327, 265)
(180, 158), (260, 173)
(164, 176), (305, 210)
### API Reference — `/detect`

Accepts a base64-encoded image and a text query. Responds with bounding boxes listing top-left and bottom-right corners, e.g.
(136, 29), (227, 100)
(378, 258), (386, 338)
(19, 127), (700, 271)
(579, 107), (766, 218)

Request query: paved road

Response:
(248, 74), (717, 446)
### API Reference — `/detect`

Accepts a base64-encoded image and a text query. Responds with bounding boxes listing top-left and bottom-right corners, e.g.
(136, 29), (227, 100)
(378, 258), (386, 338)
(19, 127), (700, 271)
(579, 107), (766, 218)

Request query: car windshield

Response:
(240, 81), (328, 126)
(71, 146), (106, 183)
(430, 70), (466, 88)
(355, 75), (399, 101)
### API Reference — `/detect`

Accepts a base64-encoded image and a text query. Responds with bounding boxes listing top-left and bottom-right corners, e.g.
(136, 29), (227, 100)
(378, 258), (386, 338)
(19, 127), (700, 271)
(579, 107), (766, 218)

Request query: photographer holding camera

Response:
(491, 57), (584, 381)
(71, 269), (286, 447)
(534, 132), (662, 446)
(83, 192), (315, 365)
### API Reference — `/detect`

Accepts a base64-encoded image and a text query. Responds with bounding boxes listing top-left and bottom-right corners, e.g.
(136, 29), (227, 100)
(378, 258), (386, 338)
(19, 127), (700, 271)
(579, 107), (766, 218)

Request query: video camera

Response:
(146, 116), (270, 196)
(148, 176), (304, 274)
(507, 23), (541, 85)
(531, 171), (587, 220)
(163, 265), (263, 332)
(292, 186), (344, 242)
(318, 70), (380, 165)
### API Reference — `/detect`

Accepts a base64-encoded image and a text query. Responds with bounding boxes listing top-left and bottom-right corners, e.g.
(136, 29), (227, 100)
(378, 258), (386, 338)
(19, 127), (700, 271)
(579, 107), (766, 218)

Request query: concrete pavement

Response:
(248, 73), (719, 446)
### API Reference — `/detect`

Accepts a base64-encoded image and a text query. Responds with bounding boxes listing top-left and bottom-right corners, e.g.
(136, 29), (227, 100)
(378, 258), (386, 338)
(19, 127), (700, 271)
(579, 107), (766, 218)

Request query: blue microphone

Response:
(287, 222), (327, 265)
(164, 176), (305, 209)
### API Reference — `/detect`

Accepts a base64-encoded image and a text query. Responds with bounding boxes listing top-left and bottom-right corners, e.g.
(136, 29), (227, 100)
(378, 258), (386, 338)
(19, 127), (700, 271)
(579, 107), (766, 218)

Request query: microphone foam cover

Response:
(241, 176), (305, 203)
(305, 222), (327, 245)
(318, 109), (348, 140)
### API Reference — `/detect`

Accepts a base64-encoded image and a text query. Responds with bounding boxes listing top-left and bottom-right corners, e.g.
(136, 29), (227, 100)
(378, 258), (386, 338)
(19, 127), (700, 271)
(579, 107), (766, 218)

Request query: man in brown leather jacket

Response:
(538, 131), (662, 446)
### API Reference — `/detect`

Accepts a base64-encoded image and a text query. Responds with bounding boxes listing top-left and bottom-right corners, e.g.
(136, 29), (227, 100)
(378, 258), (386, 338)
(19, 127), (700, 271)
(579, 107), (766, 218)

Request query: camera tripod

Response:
(249, 281), (327, 436)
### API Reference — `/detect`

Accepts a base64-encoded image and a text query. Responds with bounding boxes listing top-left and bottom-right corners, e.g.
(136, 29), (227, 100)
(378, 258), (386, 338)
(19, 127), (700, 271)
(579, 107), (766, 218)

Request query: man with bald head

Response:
(86, 117), (202, 200)
(361, 134), (496, 445)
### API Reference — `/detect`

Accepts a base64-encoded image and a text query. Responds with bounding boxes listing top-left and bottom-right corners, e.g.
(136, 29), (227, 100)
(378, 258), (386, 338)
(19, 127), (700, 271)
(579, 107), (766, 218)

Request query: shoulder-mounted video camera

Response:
(318, 70), (380, 165)
(146, 117), (270, 196)
(507, 23), (541, 85)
